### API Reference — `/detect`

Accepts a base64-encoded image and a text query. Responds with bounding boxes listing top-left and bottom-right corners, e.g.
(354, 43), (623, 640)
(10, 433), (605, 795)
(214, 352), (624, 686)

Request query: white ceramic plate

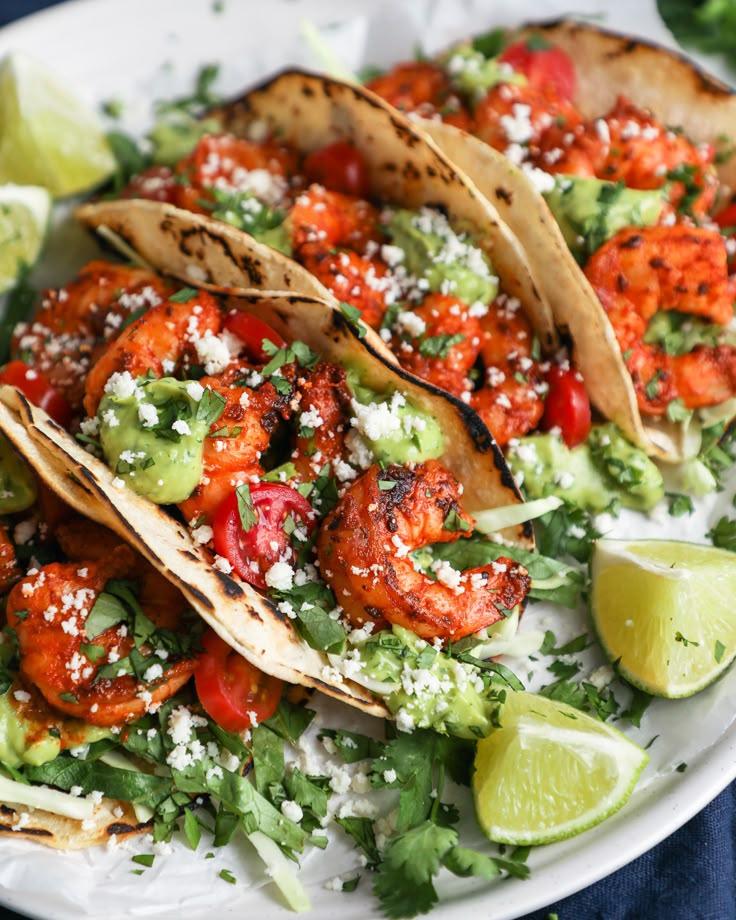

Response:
(0, 1), (735, 919)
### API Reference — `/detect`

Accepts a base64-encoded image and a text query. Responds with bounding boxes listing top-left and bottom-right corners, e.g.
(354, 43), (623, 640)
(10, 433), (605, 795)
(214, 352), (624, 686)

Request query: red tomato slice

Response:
(195, 628), (283, 731)
(223, 310), (287, 364)
(303, 141), (372, 199)
(541, 366), (591, 448)
(714, 201), (736, 232)
(0, 361), (72, 427)
(499, 38), (577, 102)
(212, 482), (316, 589)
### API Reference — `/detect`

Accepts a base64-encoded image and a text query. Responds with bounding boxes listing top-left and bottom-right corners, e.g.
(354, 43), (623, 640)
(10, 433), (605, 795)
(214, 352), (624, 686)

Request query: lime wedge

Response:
(473, 690), (647, 846)
(0, 183), (51, 293)
(0, 52), (116, 198)
(591, 538), (736, 697)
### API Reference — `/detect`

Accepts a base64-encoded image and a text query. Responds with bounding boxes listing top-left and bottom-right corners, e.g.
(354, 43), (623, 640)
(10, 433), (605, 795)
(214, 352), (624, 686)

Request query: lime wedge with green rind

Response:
(591, 538), (736, 698)
(473, 690), (647, 846)
(0, 183), (51, 293)
(0, 52), (116, 198)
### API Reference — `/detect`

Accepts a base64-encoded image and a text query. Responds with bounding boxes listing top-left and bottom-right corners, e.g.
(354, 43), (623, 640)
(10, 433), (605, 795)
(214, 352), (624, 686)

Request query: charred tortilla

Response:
(78, 69), (560, 356)
(0, 286), (531, 726)
(403, 20), (736, 461)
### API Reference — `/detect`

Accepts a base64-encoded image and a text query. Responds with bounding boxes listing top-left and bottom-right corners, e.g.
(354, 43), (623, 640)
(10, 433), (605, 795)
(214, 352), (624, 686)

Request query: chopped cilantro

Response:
(715, 639), (727, 663)
(666, 493), (694, 517)
(133, 853), (155, 868)
(339, 301), (368, 339)
(236, 483), (257, 532)
(170, 287), (199, 303)
(183, 809), (202, 850)
(708, 515), (736, 551)
(644, 369), (663, 401)
(418, 333), (464, 359)
(675, 631), (699, 647)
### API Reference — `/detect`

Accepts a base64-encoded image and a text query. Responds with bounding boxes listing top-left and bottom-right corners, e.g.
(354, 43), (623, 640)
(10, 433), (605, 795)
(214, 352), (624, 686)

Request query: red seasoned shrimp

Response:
(470, 296), (545, 445)
(289, 185), (382, 252)
(12, 262), (173, 411)
(6, 534), (195, 726)
(585, 224), (736, 414)
(392, 293), (484, 399)
(290, 362), (352, 483)
(317, 460), (530, 642)
(173, 133), (298, 214)
(83, 290), (223, 415)
(538, 97), (717, 217)
(299, 246), (391, 329)
(0, 523), (20, 593)
(365, 61), (471, 129)
(178, 370), (296, 524)
(473, 81), (583, 155)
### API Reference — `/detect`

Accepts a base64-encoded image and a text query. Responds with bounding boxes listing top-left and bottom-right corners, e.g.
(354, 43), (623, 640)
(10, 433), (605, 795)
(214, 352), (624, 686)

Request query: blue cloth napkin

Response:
(0, 2), (735, 919)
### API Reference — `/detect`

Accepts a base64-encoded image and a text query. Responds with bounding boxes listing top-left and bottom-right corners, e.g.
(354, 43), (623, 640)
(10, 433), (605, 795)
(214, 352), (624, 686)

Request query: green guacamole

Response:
(348, 375), (445, 464)
(543, 175), (662, 260)
(98, 376), (224, 504)
(508, 423), (664, 513)
(354, 626), (503, 739)
(386, 208), (499, 306)
(0, 431), (37, 514)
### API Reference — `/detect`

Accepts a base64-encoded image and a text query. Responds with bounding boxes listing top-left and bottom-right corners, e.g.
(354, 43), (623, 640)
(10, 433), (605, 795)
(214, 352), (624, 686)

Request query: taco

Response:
(0, 426), (178, 848)
(0, 256), (538, 747)
(76, 67), (594, 458)
(362, 19), (736, 462)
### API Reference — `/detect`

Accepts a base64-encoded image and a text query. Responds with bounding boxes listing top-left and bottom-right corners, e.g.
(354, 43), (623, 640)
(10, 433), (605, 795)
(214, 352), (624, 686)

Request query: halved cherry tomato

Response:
(499, 38), (577, 102)
(541, 366), (591, 447)
(303, 141), (372, 199)
(223, 310), (287, 364)
(195, 628), (283, 731)
(212, 482), (316, 589)
(714, 201), (736, 232)
(0, 361), (72, 427)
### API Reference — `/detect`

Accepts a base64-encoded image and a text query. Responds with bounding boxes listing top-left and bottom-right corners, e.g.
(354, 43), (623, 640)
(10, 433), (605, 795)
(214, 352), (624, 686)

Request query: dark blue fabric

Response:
(0, 0), (66, 28)
(0, 2), (735, 919)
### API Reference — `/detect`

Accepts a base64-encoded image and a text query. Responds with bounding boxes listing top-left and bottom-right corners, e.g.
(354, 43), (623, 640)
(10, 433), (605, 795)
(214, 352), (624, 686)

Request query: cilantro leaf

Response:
(442, 845), (500, 880)
(319, 728), (384, 764)
(236, 482), (257, 532)
(708, 515), (736, 552)
(336, 816), (381, 867)
(373, 822), (457, 919)
(262, 698), (315, 745)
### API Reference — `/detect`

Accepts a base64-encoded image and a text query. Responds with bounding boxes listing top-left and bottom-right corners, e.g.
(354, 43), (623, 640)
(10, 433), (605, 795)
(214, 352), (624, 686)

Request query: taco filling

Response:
(0, 432), (270, 850)
(3, 263), (538, 738)
(74, 71), (599, 453)
(365, 25), (736, 455)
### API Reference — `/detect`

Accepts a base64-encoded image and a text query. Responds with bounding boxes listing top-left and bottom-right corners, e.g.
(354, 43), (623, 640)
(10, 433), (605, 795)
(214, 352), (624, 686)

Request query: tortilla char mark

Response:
(161, 219), (267, 287)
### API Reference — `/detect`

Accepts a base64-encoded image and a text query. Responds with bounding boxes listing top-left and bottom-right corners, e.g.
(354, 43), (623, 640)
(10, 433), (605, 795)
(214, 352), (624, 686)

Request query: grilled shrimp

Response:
(173, 133), (298, 214)
(290, 363), (353, 483)
(393, 293), (484, 399)
(12, 262), (173, 411)
(365, 62), (471, 129)
(585, 224), (736, 414)
(473, 81), (583, 155)
(83, 291), (223, 415)
(178, 370), (295, 524)
(290, 185), (382, 252)
(317, 460), (530, 642)
(6, 531), (195, 726)
(0, 523), (20, 593)
(471, 296), (545, 445)
(538, 97), (717, 217)
(299, 246), (391, 329)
